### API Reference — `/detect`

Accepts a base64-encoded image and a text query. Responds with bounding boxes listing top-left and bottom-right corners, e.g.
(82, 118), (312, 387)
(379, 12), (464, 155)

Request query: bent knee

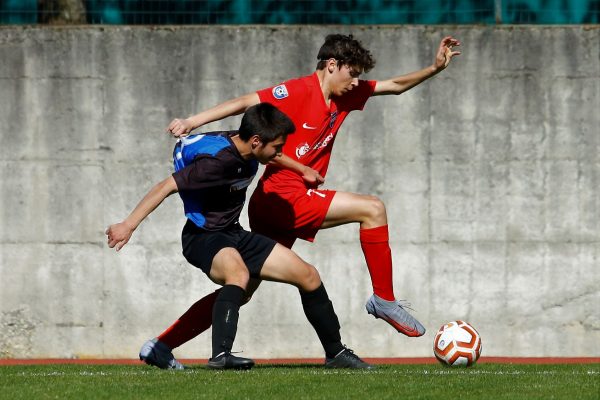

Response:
(228, 268), (250, 288)
(211, 248), (250, 288)
(299, 263), (321, 291)
(361, 195), (387, 222)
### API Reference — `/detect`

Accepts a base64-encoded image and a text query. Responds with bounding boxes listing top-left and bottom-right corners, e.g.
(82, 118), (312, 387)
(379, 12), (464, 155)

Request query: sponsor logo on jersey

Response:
(295, 142), (310, 158)
(302, 122), (317, 130)
(272, 84), (289, 99)
(314, 132), (335, 150)
(230, 176), (255, 192)
(295, 131), (336, 159)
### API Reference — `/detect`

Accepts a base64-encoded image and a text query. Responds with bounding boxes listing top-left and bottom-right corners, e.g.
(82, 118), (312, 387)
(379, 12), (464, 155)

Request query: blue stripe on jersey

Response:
(173, 134), (230, 173)
(173, 133), (231, 228)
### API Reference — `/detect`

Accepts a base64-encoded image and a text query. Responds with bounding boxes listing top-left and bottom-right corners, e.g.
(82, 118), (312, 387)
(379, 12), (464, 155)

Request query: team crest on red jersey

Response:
(295, 142), (310, 158)
(272, 84), (289, 99)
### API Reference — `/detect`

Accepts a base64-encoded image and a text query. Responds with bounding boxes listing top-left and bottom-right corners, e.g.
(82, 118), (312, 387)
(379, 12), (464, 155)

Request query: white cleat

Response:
(365, 294), (426, 337)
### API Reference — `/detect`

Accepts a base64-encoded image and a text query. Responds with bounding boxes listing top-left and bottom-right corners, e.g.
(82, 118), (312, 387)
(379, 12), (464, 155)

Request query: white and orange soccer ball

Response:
(433, 320), (482, 367)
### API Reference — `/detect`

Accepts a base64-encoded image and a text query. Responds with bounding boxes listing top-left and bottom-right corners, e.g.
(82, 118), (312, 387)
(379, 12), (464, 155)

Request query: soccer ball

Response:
(433, 320), (482, 367)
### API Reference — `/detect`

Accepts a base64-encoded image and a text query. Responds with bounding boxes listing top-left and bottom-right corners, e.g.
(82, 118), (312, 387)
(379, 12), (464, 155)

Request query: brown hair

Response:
(316, 34), (376, 72)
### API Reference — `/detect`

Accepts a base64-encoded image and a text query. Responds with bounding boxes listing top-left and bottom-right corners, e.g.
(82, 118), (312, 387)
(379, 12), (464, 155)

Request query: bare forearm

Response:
(124, 177), (178, 230)
(106, 176), (178, 251)
(374, 65), (439, 96)
(270, 154), (324, 186)
(186, 93), (259, 129)
(270, 153), (305, 174)
(374, 36), (461, 96)
(168, 93), (260, 137)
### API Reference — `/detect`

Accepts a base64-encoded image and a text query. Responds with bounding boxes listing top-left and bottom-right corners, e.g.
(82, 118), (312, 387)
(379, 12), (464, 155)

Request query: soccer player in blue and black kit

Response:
(106, 103), (372, 370)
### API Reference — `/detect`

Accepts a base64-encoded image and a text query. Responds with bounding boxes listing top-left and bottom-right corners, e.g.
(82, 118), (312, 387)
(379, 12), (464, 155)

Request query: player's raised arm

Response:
(167, 93), (261, 137)
(106, 176), (178, 251)
(373, 36), (461, 96)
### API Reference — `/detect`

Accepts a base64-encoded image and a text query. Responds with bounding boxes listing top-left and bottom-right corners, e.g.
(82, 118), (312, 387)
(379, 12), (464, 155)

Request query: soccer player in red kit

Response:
(140, 34), (461, 369)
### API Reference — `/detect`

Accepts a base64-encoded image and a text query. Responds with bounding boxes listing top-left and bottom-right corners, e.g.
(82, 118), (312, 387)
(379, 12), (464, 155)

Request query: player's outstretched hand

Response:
(167, 118), (194, 137)
(435, 36), (461, 70)
(301, 166), (325, 187)
(105, 222), (135, 251)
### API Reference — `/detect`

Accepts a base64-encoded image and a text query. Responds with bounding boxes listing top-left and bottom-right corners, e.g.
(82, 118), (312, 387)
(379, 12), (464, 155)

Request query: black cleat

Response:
(207, 352), (255, 370)
(325, 347), (375, 370)
(139, 338), (186, 370)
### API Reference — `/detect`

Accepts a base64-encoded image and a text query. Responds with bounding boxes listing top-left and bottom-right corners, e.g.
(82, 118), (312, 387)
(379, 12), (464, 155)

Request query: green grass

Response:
(1, 363), (598, 400)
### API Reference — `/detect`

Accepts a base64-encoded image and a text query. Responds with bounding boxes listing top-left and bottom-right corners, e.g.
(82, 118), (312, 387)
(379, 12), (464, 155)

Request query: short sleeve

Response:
(172, 156), (225, 191)
(343, 79), (376, 111)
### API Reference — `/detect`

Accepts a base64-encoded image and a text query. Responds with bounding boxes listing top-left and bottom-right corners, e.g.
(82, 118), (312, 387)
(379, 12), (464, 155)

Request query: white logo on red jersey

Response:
(302, 122), (317, 130)
(272, 84), (288, 99)
(314, 132), (335, 150)
(296, 142), (310, 158)
(295, 131), (336, 159)
(307, 189), (326, 198)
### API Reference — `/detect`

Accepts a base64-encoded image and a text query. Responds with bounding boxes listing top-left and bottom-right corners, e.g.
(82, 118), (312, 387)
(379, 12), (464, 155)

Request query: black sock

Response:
(300, 283), (344, 359)
(211, 284), (245, 358)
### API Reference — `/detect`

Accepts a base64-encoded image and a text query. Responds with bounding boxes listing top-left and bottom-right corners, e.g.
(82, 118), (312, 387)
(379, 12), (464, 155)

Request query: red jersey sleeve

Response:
(257, 84), (281, 104)
(257, 77), (307, 108)
(257, 77), (310, 130)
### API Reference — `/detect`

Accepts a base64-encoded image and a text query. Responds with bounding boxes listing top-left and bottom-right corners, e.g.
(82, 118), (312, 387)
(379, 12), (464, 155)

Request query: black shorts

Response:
(181, 219), (277, 278)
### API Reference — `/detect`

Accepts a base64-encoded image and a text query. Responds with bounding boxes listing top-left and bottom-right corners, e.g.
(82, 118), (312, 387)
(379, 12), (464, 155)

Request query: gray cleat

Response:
(139, 338), (186, 370)
(365, 294), (426, 337)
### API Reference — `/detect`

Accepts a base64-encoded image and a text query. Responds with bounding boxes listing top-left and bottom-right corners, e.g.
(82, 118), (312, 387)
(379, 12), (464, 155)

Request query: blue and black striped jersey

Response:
(172, 131), (258, 231)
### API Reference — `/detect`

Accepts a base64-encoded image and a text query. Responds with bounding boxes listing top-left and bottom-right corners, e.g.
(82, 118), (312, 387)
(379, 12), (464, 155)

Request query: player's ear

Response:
(250, 135), (261, 149)
(327, 58), (337, 73)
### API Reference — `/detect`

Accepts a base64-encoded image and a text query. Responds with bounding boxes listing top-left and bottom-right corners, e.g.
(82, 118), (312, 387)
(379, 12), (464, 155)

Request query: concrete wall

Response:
(0, 25), (598, 359)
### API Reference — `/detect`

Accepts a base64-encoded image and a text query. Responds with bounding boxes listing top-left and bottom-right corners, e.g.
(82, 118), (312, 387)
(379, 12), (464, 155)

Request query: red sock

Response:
(157, 289), (221, 350)
(360, 225), (395, 301)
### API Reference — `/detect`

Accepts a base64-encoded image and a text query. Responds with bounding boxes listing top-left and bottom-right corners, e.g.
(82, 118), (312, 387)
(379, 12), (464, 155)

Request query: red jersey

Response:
(257, 72), (376, 188)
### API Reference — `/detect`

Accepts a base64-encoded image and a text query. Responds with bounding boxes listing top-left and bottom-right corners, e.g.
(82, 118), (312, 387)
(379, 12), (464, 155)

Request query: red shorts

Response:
(248, 180), (335, 248)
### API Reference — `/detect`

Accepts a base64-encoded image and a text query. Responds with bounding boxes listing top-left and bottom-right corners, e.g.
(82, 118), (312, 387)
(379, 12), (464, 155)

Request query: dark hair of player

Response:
(316, 34), (376, 73)
(238, 103), (296, 143)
